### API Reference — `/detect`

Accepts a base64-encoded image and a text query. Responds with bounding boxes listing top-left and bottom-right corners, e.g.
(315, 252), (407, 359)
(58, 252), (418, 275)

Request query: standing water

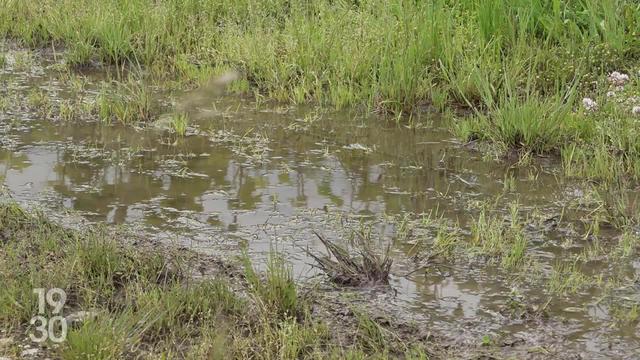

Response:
(1, 49), (639, 358)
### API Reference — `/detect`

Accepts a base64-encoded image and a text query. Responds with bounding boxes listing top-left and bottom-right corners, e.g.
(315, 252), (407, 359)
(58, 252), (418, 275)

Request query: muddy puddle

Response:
(1, 49), (639, 358)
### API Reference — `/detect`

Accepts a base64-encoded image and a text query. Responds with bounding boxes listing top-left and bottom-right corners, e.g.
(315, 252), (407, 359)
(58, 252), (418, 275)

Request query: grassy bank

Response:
(1, 0), (640, 180)
(0, 201), (433, 359)
(1, 0), (638, 110)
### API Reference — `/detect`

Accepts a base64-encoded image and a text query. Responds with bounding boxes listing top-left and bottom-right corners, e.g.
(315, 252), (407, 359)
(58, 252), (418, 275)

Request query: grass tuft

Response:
(243, 251), (299, 319)
(96, 78), (153, 124)
(308, 231), (392, 286)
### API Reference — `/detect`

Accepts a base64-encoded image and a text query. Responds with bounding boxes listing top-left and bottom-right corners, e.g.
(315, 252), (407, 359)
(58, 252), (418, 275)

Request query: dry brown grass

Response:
(308, 231), (392, 286)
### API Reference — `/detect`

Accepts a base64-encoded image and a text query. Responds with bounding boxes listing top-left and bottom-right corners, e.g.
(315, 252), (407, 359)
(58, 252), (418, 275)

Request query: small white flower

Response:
(582, 97), (598, 112)
(606, 91), (616, 97)
(608, 71), (629, 86)
(632, 106), (640, 115)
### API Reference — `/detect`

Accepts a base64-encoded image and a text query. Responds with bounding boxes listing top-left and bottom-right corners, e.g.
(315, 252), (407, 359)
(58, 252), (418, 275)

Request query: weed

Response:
(502, 173), (517, 193)
(0, 0), (635, 114)
(432, 226), (461, 259)
(96, 78), (153, 124)
(460, 96), (578, 154)
(394, 213), (414, 241)
(243, 251), (299, 319)
(58, 99), (76, 121)
(547, 261), (592, 295)
(614, 229), (640, 258)
(468, 202), (529, 270)
(209, 129), (271, 164)
(66, 40), (95, 67)
(12, 50), (33, 71)
(2, 0), (640, 181)
(62, 313), (138, 360)
(480, 334), (492, 347)
(354, 310), (389, 353)
(170, 112), (189, 136)
(26, 87), (50, 110)
(501, 231), (527, 269)
(610, 302), (640, 325)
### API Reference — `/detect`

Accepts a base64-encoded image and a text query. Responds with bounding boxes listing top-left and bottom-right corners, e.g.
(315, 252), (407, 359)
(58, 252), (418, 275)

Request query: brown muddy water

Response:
(1, 49), (639, 358)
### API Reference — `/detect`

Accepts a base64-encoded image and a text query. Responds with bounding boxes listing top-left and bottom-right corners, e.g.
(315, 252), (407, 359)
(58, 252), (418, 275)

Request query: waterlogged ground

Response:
(1, 49), (640, 358)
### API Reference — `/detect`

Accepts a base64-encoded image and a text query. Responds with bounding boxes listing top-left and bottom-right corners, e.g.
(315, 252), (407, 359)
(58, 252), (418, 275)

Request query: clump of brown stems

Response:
(308, 231), (392, 286)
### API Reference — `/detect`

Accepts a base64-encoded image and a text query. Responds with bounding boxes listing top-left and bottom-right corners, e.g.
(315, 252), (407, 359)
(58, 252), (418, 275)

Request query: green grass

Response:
(0, 0), (638, 110)
(432, 226), (461, 259)
(96, 77), (153, 124)
(26, 87), (50, 110)
(0, 200), (430, 358)
(243, 251), (299, 319)
(1, 0), (639, 183)
(170, 112), (189, 136)
(11, 50), (33, 71)
(467, 202), (530, 270)
(615, 229), (640, 258)
(547, 260), (594, 295)
(456, 95), (580, 153)
(610, 302), (640, 325)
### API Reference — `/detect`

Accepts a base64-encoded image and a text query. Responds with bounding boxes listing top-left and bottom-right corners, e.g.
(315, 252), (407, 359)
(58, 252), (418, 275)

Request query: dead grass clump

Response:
(308, 231), (392, 286)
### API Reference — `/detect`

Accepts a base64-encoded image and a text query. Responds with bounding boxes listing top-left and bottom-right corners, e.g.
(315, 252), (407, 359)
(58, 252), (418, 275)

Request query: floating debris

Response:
(343, 143), (373, 153)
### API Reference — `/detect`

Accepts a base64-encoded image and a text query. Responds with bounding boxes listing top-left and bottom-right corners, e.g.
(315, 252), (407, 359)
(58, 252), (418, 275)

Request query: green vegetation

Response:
(26, 88), (50, 110)
(0, 201), (432, 358)
(96, 78), (153, 124)
(11, 50), (33, 72)
(546, 260), (594, 295)
(3, 0), (636, 110)
(387, 193), (640, 330)
(465, 201), (530, 270)
(2, 0), (640, 180)
(170, 112), (189, 136)
(456, 96), (580, 154)
(58, 100), (78, 122)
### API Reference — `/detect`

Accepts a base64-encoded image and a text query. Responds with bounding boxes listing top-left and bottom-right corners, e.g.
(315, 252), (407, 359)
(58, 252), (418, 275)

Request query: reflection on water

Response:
(1, 112), (564, 227)
(1, 58), (638, 356)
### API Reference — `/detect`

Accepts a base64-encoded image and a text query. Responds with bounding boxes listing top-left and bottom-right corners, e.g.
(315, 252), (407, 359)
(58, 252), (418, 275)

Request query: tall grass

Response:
(1, 0), (638, 112)
(457, 95), (580, 153)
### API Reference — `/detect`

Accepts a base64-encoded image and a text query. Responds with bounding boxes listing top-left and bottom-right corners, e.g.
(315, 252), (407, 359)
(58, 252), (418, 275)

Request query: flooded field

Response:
(1, 49), (640, 358)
